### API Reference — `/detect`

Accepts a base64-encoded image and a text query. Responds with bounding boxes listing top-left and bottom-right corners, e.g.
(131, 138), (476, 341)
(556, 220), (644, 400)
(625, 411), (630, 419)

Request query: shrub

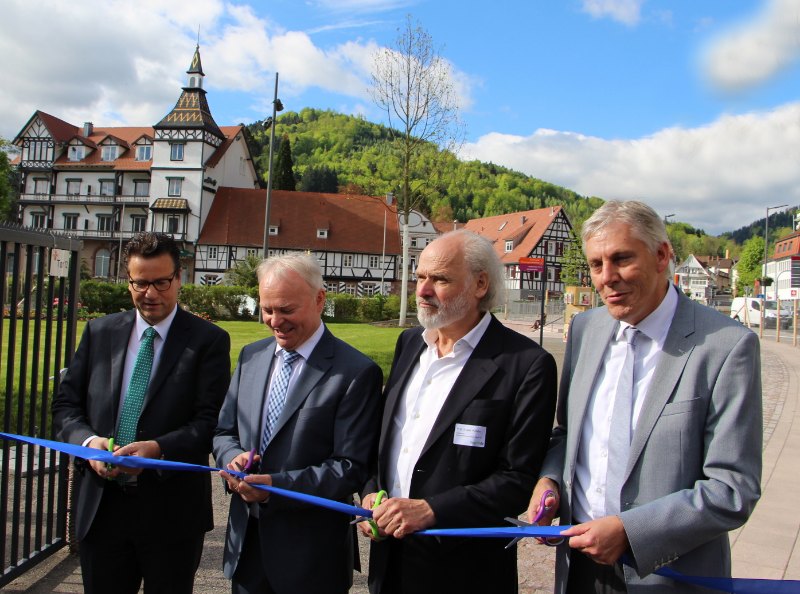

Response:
(80, 281), (130, 314)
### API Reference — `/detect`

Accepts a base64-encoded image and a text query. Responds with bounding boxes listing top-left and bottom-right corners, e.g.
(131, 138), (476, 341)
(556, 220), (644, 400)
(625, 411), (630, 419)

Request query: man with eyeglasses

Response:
(53, 231), (231, 594)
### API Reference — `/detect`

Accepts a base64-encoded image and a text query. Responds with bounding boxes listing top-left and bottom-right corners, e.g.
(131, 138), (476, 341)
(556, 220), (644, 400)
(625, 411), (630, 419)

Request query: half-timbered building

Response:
(196, 189), (402, 295)
(464, 206), (574, 298)
(12, 46), (260, 281)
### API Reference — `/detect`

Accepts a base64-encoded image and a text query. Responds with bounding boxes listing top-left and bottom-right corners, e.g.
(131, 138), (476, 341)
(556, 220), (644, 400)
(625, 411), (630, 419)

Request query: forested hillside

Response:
(243, 108), (782, 261)
(245, 108), (605, 229)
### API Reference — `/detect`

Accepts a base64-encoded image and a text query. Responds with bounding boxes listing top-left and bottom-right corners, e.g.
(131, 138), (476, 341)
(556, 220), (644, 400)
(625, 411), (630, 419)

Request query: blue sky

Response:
(2, 0), (799, 235)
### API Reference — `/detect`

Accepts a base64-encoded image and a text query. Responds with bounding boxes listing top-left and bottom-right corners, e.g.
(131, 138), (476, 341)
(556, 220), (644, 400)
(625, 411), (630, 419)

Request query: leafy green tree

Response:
(0, 138), (20, 221)
(560, 228), (589, 287)
(273, 134), (296, 191)
(736, 236), (765, 295)
(225, 254), (261, 289)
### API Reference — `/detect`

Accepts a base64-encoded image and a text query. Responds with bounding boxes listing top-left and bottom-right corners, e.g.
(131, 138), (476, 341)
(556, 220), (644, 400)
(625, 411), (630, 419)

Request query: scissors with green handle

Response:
(351, 490), (388, 541)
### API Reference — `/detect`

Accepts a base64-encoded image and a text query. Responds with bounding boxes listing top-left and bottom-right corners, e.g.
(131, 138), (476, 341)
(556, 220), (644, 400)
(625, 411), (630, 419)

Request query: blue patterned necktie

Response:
(117, 326), (157, 446)
(261, 350), (300, 452)
(605, 326), (639, 516)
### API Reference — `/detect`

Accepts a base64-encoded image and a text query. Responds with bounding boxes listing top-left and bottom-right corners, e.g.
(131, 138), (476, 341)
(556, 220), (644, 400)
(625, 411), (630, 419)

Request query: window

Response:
(97, 215), (114, 232)
(168, 178), (182, 197)
(33, 179), (49, 195)
(131, 215), (146, 232)
(134, 180), (150, 197)
(246, 248), (258, 258)
(27, 141), (49, 161)
(547, 241), (556, 255)
(136, 145), (152, 161)
(66, 180), (81, 195)
(556, 241), (564, 256)
(170, 143), (184, 161)
(343, 254), (354, 267)
(99, 180), (115, 196)
(369, 255), (380, 268)
(31, 213), (47, 228)
(208, 246), (218, 259)
(505, 241), (513, 253)
(63, 213), (78, 230)
(94, 249), (110, 277)
(101, 144), (118, 161)
(363, 283), (379, 297)
(344, 283), (356, 296)
(317, 229), (328, 239)
(167, 216), (179, 233)
(68, 145), (85, 161)
(269, 226), (279, 236)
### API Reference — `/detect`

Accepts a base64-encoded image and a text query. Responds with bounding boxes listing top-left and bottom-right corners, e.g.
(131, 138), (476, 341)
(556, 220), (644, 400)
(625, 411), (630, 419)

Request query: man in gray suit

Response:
(530, 200), (762, 593)
(213, 253), (382, 594)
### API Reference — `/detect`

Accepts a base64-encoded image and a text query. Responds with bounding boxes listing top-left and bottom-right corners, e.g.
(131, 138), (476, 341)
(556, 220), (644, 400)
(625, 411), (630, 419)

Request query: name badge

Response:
(453, 423), (486, 448)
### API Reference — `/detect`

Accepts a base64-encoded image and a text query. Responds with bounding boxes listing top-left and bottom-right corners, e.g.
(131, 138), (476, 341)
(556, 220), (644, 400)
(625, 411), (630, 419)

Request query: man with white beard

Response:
(360, 230), (558, 594)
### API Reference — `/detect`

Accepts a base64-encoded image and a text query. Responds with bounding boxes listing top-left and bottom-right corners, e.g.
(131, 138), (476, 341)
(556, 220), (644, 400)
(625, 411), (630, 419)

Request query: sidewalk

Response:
(3, 327), (797, 593)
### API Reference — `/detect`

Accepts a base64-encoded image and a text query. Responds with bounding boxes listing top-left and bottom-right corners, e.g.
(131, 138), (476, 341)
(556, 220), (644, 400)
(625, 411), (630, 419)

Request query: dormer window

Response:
(317, 229), (328, 239)
(68, 145), (85, 161)
(101, 143), (118, 161)
(269, 225), (279, 236)
(136, 144), (152, 161)
(505, 240), (513, 253)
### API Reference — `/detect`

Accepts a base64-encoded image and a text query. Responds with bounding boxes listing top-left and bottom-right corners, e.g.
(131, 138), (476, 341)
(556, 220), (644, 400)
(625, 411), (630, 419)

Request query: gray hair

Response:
(582, 200), (675, 277)
(437, 229), (505, 312)
(256, 252), (324, 292)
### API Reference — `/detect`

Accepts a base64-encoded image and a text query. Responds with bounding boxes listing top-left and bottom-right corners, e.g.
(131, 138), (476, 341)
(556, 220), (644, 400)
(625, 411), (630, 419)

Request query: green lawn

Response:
(219, 320), (404, 377)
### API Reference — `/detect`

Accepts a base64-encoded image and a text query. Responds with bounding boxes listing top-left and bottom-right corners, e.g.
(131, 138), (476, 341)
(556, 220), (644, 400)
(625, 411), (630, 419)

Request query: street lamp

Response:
(663, 213), (675, 226)
(262, 72), (284, 258)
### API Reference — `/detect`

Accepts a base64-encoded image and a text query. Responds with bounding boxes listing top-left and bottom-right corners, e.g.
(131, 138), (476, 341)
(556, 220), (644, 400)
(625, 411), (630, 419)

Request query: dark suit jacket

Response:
(366, 315), (557, 594)
(52, 307), (231, 542)
(213, 326), (383, 594)
(541, 291), (762, 593)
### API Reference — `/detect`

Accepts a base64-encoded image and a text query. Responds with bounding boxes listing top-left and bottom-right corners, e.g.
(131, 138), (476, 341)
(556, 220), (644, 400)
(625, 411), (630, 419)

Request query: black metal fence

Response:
(0, 223), (81, 586)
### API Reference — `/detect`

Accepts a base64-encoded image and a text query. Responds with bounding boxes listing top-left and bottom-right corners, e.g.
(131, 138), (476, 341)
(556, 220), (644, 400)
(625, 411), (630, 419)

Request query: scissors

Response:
(351, 490), (388, 541)
(503, 488), (565, 549)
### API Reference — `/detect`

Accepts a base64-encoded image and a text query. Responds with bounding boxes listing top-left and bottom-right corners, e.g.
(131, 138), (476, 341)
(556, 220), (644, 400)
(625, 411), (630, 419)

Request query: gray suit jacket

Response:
(540, 290), (762, 593)
(213, 325), (382, 594)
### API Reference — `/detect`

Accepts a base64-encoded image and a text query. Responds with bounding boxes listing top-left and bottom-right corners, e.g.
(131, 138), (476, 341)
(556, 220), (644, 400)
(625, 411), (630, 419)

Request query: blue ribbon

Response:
(3, 432), (798, 593)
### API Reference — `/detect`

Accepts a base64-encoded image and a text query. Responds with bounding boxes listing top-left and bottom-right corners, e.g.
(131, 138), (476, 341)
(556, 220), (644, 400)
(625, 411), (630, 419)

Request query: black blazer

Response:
(52, 307), (231, 541)
(366, 315), (557, 594)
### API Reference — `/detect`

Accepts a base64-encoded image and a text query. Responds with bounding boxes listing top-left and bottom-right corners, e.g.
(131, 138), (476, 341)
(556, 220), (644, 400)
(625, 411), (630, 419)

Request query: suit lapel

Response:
(566, 312), (617, 471)
(627, 294), (696, 476)
(145, 308), (188, 404)
(418, 316), (502, 459)
(378, 331), (425, 454)
(272, 328), (334, 437)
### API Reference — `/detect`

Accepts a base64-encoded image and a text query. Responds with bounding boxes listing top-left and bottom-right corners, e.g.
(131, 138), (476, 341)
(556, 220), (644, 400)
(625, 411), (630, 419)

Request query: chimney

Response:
(521, 215), (526, 225)
(83, 122), (93, 137)
(386, 192), (393, 206)
(725, 249), (729, 259)
(550, 206), (555, 216)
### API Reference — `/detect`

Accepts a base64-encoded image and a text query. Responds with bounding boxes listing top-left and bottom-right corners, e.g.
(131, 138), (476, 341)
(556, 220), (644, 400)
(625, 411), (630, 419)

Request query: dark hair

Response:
(124, 232), (181, 272)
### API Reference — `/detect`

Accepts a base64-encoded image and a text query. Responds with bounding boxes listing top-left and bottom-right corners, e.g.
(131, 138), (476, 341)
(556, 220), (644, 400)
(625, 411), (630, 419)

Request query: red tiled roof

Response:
(198, 189), (402, 255)
(431, 220), (464, 234)
(205, 126), (242, 169)
(773, 229), (800, 259)
(463, 206), (566, 264)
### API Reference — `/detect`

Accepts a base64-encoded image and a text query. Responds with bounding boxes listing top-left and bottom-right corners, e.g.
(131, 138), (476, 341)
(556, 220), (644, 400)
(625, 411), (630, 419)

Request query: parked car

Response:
(730, 297), (791, 329)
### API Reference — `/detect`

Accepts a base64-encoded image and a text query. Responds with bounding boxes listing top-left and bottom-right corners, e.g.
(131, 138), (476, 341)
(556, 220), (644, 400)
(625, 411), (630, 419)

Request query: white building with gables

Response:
(12, 46), (261, 281)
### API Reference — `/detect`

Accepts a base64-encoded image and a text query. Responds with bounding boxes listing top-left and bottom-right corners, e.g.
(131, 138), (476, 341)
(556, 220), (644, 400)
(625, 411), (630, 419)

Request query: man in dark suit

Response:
(52, 232), (231, 594)
(361, 229), (558, 594)
(529, 200), (762, 593)
(213, 252), (383, 594)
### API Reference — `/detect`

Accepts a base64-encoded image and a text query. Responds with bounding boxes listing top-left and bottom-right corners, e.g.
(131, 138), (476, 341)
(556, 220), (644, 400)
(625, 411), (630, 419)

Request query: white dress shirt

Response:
(386, 312), (491, 498)
(572, 285), (678, 522)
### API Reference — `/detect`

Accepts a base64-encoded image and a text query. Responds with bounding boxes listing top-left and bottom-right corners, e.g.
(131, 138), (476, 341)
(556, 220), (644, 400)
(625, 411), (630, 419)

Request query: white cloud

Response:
(461, 103), (800, 235)
(702, 0), (800, 91)
(581, 0), (644, 26)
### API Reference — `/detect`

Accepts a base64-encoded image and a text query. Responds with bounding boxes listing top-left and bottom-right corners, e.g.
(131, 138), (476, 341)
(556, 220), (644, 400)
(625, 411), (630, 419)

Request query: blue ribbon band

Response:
(3, 432), (798, 593)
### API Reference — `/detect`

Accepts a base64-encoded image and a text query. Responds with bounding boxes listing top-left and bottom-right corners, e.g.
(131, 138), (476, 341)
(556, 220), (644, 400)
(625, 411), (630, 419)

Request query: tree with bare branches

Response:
(370, 15), (463, 326)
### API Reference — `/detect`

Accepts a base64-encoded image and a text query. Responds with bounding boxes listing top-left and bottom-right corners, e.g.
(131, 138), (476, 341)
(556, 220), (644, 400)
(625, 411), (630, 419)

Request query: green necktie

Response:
(117, 326), (157, 446)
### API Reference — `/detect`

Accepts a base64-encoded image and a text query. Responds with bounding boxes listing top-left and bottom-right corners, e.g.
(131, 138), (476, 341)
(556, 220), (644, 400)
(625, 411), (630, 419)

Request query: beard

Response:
(416, 292), (472, 329)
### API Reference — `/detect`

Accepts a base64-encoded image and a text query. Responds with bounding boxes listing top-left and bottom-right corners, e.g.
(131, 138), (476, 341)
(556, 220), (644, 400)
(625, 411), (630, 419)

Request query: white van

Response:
(730, 297), (791, 329)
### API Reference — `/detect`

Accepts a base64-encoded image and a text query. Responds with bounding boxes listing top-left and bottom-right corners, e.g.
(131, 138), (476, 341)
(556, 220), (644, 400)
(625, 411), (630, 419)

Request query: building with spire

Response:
(12, 45), (260, 281)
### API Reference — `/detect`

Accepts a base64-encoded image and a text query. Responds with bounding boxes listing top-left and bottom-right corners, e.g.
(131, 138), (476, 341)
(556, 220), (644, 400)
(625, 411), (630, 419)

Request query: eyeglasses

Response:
(128, 273), (177, 293)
